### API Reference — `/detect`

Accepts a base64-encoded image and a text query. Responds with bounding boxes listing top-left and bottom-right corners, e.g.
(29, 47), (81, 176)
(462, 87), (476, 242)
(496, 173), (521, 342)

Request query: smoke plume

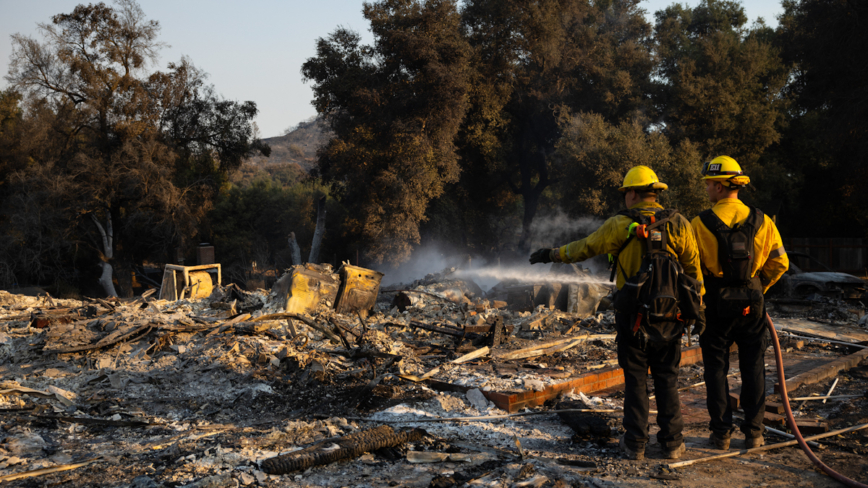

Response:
(378, 212), (612, 292)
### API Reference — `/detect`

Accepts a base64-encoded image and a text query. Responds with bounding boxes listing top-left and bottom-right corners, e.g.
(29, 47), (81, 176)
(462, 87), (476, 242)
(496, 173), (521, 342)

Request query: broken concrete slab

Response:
(775, 347), (868, 394)
(465, 388), (489, 411)
(773, 317), (868, 343)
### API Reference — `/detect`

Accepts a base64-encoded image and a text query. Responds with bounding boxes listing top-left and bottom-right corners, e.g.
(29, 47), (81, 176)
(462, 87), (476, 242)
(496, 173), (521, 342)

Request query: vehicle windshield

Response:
(789, 252), (834, 273)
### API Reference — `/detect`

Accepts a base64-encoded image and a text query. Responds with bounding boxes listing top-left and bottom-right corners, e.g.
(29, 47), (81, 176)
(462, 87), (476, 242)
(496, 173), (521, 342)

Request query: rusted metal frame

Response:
(330, 320), (352, 350)
(329, 317), (362, 338)
(268, 313), (340, 343)
(356, 311), (369, 334)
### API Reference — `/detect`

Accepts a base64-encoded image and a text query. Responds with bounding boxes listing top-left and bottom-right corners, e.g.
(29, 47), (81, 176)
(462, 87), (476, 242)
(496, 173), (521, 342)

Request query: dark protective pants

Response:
(616, 313), (684, 450)
(700, 303), (769, 439)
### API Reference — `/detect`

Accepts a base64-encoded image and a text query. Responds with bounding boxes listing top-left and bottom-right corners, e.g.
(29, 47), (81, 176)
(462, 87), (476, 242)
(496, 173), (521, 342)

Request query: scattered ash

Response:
(0, 270), (866, 487)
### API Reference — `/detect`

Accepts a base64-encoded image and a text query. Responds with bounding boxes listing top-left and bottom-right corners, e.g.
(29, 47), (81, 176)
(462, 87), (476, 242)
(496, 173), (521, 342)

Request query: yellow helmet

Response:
(701, 155), (750, 187)
(618, 165), (668, 193)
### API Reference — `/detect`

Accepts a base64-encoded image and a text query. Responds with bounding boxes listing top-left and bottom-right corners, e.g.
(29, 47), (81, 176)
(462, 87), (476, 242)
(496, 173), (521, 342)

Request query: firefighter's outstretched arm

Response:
(557, 217), (626, 264)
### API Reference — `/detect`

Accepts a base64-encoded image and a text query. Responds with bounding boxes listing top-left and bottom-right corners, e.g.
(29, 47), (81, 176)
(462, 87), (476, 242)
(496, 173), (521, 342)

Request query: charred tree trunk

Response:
(511, 152), (553, 252)
(288, 232), (302, 265)
(308, 196), (327, 264)
(91, 212), (119, 298)
(510, 106), (560, 252)
(519, 189), (542, 251)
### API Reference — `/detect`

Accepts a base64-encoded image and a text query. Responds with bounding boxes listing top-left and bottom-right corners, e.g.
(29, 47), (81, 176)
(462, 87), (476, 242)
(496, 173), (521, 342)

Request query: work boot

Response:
(619, 435), (645, 461)
(663, 442), (686, 460)
(745, 435), (764, 449)
(709, 432), (730, 450)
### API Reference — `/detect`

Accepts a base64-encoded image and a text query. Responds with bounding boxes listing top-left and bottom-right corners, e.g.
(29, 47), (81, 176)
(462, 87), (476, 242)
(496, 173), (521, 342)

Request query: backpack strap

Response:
(609, 235), (634, 282)
(743, 207), (765, 233)
(699, 206), (766, 284)
(643, 209), (679, 254)
(609, 208), (678, 282)
(609, 209), (644, 283)
(698, 209), (729, 238)
(699, 207), (764, 241)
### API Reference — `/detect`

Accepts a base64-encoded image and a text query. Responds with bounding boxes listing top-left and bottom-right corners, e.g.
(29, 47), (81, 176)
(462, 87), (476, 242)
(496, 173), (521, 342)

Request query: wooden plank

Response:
(401, 347), (491, 382)
(452, 346), (489, 364)
(793, 419), (829, 435)
(668, 422), (868, 469)
(494, 335), (616, 361)
(500, 339), (584, 361)
(483, 344), (702, 412)
(494, 338), (575, 360)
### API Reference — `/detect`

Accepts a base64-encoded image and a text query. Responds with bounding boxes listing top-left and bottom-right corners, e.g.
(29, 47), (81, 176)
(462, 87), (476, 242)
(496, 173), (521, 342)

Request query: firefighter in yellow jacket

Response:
(529, 165), (703, 461)
(692, 156), (788, 451)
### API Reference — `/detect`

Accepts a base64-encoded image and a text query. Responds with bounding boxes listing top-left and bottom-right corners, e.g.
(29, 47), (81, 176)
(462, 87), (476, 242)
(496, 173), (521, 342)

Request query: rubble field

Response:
(1, 265), (868, 488)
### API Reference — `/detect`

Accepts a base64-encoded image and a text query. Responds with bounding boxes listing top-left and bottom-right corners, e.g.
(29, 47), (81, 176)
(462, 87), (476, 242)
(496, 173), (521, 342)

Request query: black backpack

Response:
(612, 209), (703, 343)
(698, 206), (765, 318)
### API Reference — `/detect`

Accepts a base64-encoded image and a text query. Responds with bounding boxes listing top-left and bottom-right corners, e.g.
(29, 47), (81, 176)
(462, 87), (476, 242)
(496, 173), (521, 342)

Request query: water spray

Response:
(453, 265), (612, 287)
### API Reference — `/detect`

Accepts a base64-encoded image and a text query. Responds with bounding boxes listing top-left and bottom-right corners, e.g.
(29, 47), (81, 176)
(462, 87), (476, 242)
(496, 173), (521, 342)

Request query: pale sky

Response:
(0, 0), (785, 139)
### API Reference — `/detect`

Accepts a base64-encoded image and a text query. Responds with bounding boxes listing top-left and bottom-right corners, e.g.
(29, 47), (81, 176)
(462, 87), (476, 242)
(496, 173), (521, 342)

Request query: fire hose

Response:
(767, 312), (868, 488)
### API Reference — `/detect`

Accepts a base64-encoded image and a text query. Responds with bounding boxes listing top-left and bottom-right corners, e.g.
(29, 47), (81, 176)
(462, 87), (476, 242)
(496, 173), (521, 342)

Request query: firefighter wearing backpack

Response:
(529, 165), (704, 461)
(691, 155), (789, 451)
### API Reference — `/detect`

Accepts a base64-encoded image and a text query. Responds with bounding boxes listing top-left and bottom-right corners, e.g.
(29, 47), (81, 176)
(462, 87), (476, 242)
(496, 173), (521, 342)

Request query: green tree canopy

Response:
(653, 0), (789, 169)
(460, 0), (656, 249)
(302, 0), (471, 265)
(776, 0), (868, 236)
(1, 0), (268, 294)
(554, 112), (705, 219)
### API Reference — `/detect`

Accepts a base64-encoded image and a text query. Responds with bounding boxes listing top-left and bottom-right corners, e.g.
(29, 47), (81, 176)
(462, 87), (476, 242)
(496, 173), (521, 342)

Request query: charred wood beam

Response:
(407, 321), (513, 338)
(380, 289), (451, 302)
(464, 324), (515, 335)
(45, 324), (153, 354)
(409, 321), (465, 338)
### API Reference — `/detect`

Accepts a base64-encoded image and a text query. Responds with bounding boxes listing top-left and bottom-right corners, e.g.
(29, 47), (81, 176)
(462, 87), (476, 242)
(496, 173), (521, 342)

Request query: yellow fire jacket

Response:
(690, 198), (788, 293)
(556, 201), (704, 292)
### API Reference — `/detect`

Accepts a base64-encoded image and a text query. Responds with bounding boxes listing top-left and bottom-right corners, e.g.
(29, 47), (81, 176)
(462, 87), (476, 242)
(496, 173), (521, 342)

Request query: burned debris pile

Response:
(1, 262), (867, 487)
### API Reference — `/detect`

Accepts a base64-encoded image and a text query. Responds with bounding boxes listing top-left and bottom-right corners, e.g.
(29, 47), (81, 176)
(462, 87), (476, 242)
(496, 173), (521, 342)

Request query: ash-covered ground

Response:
(1, 266), (867, 487)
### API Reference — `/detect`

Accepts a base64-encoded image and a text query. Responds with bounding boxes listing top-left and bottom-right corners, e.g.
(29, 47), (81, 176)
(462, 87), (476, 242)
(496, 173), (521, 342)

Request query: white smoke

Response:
(378, 212), (613, 292)
(378, 244), (464, 287)
(528, 209), (604, 248)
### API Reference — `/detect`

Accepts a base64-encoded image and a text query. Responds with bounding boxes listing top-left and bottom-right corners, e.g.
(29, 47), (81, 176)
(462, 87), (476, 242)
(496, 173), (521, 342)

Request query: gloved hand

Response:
(691, 309), (706, 336)
(529, 248), (554, 265)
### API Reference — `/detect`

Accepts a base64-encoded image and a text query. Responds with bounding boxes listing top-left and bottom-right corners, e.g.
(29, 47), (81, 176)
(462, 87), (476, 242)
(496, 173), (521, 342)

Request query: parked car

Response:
(768, 252), (866, 301)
